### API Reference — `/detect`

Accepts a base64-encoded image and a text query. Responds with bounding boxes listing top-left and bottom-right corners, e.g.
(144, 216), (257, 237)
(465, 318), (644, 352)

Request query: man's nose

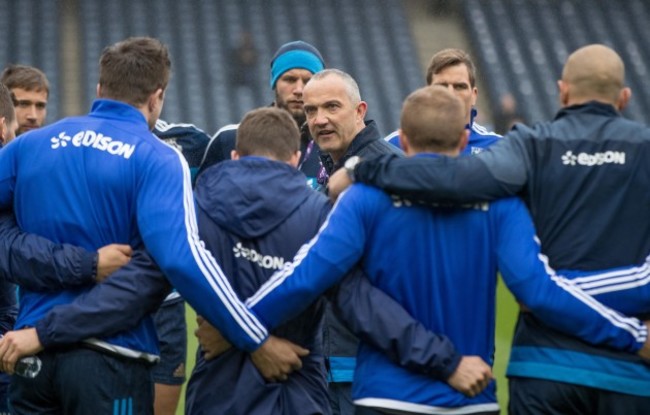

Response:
(26, 105), (38, 120)
(293, 79), (305, 96)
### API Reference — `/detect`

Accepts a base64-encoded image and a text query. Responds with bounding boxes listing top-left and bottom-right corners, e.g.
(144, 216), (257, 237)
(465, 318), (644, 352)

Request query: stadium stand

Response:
(2, 0), (649, 132)
(462, 0), (650, 125)
(73, 0), (422, 135)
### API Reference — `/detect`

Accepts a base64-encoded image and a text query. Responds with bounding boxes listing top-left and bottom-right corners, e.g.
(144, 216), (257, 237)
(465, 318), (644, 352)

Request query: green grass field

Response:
(178, 277), (518, 415)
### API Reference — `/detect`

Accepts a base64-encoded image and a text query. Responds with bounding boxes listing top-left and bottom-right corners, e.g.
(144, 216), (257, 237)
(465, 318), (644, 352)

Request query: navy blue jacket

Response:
(319, 120), (402, 187)
(0, 212), (97, 334)
(185, 157), (331, 415)
(154, 119), (209, 184)
(353, 102), (650, 395)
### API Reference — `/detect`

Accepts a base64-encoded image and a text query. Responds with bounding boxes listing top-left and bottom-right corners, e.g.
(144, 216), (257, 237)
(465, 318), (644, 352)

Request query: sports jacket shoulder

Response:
(197, 123), (238, 177)
(154, 119), (210, 183)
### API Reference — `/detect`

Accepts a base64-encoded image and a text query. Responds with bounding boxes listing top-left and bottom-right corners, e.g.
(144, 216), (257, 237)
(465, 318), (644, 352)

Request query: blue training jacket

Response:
(244, 153), (645, 413)
(0, 99), (268, 359)
(353, 101), (650, 396)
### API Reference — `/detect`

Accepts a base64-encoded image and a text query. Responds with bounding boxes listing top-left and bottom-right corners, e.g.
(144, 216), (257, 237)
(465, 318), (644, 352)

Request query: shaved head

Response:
(560, 44), (627, 105)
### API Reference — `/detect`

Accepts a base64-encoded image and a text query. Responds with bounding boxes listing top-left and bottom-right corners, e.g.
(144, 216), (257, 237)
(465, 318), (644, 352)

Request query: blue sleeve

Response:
(34, 249), (170, 347)
(0, 139), (19, 210)
(334, 270), (461, 380)
(495, 198), (647, 353)
(354, 128), (531, 203)
(0, 211), (95, 291)
(137, 149), (268, 352)
(246, 186), (370, 329)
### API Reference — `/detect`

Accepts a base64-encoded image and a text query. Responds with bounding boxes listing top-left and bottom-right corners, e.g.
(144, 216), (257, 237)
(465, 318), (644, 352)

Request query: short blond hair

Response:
(401, 85), (465, 152)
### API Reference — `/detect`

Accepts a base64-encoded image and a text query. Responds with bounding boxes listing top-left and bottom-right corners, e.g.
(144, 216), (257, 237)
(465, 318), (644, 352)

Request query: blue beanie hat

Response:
(269, 41), (325, 89)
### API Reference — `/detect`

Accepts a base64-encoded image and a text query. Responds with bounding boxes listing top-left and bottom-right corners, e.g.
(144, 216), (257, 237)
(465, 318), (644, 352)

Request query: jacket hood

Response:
(195, 157), (312, 238)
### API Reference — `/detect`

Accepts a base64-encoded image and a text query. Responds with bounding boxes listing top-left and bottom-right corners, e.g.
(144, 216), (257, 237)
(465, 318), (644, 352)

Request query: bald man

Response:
(330, 44), (650, 414)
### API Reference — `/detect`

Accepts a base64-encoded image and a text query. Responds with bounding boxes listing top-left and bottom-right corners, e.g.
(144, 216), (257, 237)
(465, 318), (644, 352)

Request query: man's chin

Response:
(18, 126), (38, 134)
(289, 110), (306, 126)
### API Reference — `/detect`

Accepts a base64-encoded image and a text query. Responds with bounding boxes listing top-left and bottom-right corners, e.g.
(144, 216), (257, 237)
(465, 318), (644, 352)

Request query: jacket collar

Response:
(320, 120), (381, 174)
(555, 101), (620, 121)
(89, 99), (148, 125)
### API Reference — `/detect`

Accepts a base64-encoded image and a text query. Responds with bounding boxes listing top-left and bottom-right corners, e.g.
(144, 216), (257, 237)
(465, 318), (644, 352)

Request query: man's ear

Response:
(398, 129), (411, 155)
(231, 150), (240, 160)
(356, 101), (368, 121)
(288, 150), (301, 168)
(0, 117), (6, 144)
(557, 80), (570, 107)
(148, 88), (164, 112)
(96, 83), (101, 98)
(616, 87), (631, 111)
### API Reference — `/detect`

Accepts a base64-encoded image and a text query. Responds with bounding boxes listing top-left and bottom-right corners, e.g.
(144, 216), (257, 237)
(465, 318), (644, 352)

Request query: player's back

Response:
(348, 183), (507, 410)
(2, 99), (179, 339)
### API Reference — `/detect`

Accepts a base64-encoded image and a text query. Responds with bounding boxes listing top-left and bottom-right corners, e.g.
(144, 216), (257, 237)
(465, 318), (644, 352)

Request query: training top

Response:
(0, 99), (267, 358)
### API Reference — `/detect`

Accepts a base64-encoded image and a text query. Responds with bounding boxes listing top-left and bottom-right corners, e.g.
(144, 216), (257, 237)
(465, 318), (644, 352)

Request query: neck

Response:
(329, 150), (346, 164)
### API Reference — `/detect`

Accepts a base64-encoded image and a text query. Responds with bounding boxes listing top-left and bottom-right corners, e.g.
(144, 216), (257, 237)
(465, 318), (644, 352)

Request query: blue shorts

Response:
(9, 347), (153, 415)
(151, 299), (187, 385)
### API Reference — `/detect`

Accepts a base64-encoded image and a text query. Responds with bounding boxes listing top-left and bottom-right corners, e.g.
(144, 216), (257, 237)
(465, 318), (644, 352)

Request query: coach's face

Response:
(303, 75), (366, 163)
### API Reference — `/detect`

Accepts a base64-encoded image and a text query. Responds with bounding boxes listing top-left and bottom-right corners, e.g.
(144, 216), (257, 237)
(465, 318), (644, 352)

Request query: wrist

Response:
(92, 253), (99, 282)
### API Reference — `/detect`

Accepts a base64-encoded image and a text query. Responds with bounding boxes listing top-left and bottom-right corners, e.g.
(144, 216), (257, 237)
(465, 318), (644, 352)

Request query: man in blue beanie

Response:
(198, 40), (326, 188)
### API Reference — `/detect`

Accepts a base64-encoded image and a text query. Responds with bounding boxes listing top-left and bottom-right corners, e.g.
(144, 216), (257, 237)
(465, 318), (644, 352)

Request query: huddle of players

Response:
(0, 38), (649, 415)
